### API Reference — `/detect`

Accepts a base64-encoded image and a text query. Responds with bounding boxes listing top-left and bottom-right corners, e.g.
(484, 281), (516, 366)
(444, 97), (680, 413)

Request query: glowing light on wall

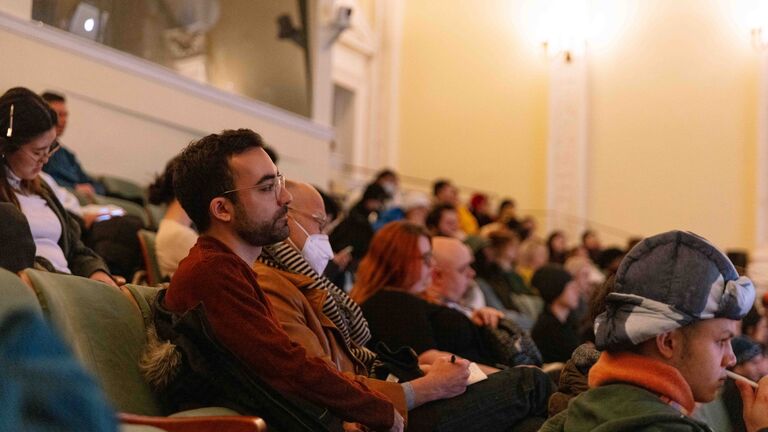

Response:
(83, 18), (95, 32)
(536, 0), (589, 62)
(730, 0), (768, 50)
(749, 1), (768, 50)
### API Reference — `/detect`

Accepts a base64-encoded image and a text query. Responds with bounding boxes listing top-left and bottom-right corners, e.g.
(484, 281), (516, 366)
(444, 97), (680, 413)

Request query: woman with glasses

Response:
(0, 87), (115, 286)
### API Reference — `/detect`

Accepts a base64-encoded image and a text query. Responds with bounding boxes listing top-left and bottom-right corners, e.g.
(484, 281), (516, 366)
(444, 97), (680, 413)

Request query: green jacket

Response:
(539, 383), (712, 432)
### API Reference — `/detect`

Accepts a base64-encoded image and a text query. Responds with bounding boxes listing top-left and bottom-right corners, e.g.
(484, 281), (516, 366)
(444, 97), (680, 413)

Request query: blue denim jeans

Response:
(407, 366), (554, 432)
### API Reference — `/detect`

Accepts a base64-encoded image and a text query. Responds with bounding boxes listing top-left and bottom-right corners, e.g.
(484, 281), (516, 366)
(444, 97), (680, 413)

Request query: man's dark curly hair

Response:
(173, 129), (264, 232)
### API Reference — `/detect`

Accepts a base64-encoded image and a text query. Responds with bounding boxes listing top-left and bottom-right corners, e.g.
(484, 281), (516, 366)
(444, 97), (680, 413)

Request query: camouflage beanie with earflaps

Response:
(594, 230), (755, 350)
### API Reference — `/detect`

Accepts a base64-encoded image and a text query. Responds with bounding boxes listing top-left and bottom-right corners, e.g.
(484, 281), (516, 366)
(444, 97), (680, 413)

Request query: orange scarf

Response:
(589, 351), (695, 415)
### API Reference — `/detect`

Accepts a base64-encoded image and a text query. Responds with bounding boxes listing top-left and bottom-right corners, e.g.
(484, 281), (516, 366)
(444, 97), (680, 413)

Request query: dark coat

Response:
(149, 289), (338, 432)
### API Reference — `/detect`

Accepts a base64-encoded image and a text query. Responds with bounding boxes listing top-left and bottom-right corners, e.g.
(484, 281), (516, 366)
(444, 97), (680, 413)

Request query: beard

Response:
(233, 201), (290, 247)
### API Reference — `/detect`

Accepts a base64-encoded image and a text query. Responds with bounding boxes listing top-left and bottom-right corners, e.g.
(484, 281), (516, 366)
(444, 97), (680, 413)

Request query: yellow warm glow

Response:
(733, 0), (768, 31)
(519, 0), (636, 60)
(535, 0), (589, 59)
(726, 0), (768, 49)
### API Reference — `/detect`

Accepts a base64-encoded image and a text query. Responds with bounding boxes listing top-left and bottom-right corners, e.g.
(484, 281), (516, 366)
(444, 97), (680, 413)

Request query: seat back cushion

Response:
(137, 230), (163, 285)
(23, 269), (163, 416)
(0, 268), (42, 320)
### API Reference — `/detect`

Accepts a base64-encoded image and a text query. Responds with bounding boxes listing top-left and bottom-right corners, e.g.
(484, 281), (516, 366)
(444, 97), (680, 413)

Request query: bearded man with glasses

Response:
(145, 129), (406, 432)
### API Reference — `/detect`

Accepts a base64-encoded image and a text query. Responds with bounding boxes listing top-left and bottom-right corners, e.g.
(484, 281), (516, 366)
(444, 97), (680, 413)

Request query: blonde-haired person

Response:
(516, 237), (549, 288)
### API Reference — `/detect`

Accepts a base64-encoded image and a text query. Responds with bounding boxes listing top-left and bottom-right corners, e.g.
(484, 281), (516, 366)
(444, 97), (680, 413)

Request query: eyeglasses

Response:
(221, 174), (285, 201)
(288, 206), (328, 231)
(22, 140), (61, 163)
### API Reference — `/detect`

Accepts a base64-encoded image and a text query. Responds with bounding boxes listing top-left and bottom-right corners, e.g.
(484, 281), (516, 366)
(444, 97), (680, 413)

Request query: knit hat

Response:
(469, 193), (487, 209)
(532, 264), (573, 305)
(595, 230), (755, 350)
(731, 336), (763, 366)
(401, 191), (430, 212)
(0, 203), (35, 273)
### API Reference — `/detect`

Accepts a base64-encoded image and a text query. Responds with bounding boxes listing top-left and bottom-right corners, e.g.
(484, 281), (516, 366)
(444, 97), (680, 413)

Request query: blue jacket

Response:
(43, 145), (106, 194)
(0, 309), (117, 431)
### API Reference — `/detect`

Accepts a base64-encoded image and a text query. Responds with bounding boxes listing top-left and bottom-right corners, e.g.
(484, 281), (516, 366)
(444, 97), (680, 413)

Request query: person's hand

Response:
(75, 183), (97, 200)
(471, 307), (504, 328)
(332, 248), (353, 270)
(343, 422), (368, 432)
(736, 375), (768, 432)
(81, 209), (112, 229)
(411, 355), (470, 406)
(89, 270), (119, 288)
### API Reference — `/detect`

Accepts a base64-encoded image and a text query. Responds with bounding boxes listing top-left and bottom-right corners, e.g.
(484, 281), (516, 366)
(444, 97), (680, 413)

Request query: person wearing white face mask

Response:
(286, 207), (335, 275)
(254, 182), (548, 432)
(255, 181), (378, 370)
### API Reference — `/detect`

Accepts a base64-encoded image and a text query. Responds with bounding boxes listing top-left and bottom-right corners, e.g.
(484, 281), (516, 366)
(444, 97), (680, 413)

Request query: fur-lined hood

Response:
(139, 324), (182, 392)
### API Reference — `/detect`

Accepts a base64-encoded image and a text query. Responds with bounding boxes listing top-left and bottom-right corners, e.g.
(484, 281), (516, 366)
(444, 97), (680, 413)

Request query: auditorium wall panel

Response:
(0, 13), (332, 188)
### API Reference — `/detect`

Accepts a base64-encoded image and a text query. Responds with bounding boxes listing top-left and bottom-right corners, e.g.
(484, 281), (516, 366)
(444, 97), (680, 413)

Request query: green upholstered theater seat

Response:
(136, 230), (164, 286)
(0, 268), (42, 319)
(98, 175), (146, 205)
(19, 270), (266, 431)
(23, 269), (163, 416)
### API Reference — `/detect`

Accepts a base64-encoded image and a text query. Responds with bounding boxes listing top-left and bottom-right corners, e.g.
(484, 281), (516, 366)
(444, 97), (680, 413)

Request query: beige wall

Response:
(588, 0), (758, 250)
(397, 0), (549, 212)
(397, 0), (760, 250)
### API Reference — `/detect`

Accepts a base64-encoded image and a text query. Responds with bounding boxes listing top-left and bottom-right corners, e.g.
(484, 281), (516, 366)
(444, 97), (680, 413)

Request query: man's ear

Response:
(655, 330), (682, 360)
(209, 196), (234, 224)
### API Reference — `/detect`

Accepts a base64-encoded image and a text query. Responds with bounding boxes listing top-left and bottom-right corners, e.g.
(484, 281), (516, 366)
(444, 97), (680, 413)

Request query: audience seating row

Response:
(135, 229), (163, 286)
(0, 268), (266, 432)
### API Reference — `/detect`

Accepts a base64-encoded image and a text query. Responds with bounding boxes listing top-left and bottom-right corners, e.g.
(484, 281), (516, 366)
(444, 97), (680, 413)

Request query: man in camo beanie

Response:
(594, 230), (755, 350)
(540, 230), (767, 432)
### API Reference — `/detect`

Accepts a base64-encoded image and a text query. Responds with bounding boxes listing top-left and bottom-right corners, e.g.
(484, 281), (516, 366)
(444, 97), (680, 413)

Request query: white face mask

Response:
(382, 181), (397, 195)
(293, 217), (334, 274)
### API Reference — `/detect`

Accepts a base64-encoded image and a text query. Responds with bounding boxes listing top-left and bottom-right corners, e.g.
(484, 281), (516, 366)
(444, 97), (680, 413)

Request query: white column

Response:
(310, 0), (336, 127)
(546, 53), (590, 242)
(376, 0), (405, 170)
(749, 53), (768, 295)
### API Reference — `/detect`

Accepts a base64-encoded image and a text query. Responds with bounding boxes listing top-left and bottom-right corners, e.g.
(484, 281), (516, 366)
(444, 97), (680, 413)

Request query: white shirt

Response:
(156, 218), (198, 278)
(7, 169), (71, 273)
(39, 171), (83, 217)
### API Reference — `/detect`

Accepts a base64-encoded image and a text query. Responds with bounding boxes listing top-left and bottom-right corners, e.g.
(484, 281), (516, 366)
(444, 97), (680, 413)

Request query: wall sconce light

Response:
(743, 0), (768, 51)
(538, 0), (589, 63)
(542, 39), (585, 63)
(753, 27), (768, 51)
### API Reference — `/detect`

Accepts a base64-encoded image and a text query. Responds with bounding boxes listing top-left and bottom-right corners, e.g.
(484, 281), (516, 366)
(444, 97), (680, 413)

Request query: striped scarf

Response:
(258, 242), (378, 370)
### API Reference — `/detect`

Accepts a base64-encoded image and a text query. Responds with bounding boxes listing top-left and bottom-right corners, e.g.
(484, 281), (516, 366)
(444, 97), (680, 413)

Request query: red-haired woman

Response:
(352, 221), (497, 369)
(352, 222), (553, 430)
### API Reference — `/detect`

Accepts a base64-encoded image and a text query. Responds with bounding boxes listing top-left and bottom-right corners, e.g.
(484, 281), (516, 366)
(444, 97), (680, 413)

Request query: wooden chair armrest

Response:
(118, 413), (267, 432)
